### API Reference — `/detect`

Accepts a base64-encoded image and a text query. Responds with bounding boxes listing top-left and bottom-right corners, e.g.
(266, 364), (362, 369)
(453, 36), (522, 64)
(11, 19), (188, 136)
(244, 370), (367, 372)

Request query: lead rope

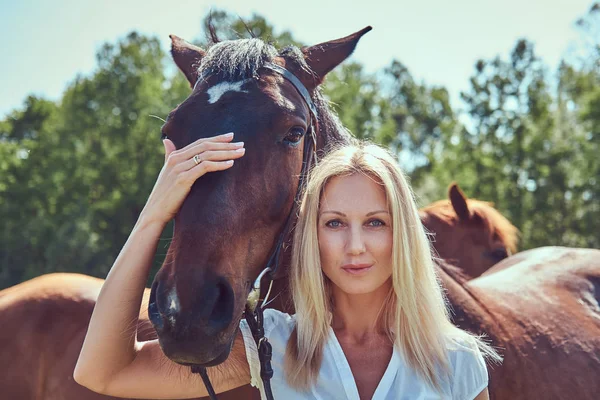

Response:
(190, 366), (218, 399)
(190, 63), (318, 400)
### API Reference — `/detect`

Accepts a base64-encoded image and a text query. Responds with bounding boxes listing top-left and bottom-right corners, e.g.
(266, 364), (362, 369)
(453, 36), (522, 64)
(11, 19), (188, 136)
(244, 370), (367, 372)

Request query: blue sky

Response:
(0, 0), (594, 119)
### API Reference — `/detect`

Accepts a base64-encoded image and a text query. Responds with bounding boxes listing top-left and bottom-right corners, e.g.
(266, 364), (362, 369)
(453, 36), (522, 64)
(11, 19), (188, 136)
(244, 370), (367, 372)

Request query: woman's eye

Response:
(367, 219), (385, 227)
(283, 127), (305, 146)
(325, 220), (342, 228)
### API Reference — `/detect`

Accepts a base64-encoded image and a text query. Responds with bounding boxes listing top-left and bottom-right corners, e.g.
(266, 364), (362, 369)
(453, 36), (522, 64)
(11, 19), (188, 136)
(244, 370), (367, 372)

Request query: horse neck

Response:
(436, 260), (500, 338)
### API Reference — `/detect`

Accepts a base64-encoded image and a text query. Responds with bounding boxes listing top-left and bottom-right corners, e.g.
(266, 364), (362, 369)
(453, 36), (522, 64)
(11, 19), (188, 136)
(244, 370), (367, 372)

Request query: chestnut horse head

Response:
(148, 27), (370, 366)
(419, 183), (519, 279)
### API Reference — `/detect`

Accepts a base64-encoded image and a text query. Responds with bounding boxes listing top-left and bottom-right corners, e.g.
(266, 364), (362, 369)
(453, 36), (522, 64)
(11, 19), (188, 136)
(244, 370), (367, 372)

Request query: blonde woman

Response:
(75, 134), (499, 399)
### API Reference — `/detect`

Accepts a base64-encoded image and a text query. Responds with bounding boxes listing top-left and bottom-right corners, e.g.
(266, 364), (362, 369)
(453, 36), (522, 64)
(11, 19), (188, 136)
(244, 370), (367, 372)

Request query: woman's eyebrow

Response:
(319, 210), (389, 217)
(366, 210), (389, 216)
(320, 210), (346, 216)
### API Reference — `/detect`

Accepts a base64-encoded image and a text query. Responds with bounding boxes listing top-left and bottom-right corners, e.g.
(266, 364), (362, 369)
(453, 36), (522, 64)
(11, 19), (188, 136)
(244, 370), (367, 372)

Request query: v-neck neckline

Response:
(327, 326), (399, 400)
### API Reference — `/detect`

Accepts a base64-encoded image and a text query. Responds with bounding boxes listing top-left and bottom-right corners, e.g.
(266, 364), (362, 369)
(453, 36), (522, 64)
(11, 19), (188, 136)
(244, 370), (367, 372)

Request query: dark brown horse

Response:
(146, 28), (369, 368)
(420, 183), (519, 279)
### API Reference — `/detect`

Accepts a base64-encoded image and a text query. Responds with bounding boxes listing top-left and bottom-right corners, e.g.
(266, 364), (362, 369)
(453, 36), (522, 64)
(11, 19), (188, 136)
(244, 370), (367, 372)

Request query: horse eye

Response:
(283, 127), (305, 146)
(488, 248), (509, 261)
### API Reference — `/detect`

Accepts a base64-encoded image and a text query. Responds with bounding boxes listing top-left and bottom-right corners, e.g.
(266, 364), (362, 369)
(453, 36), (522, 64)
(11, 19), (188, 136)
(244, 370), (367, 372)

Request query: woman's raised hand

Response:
(141, 132), (245, 226)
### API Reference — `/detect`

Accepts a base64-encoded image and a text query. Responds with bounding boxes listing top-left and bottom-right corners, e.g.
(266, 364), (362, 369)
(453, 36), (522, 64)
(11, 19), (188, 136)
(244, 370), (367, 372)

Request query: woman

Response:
(75, 133), (500, 399)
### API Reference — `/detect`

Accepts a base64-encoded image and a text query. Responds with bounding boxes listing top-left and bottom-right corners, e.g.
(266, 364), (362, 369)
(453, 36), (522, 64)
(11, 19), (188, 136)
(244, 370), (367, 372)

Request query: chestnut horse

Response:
(420, 183), (519, 280)
(440, 247), (600, 399)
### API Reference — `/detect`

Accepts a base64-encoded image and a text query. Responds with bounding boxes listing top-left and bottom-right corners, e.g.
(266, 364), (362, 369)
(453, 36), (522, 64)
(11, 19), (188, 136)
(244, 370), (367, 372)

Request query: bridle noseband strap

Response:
(192, 63), (319, 400)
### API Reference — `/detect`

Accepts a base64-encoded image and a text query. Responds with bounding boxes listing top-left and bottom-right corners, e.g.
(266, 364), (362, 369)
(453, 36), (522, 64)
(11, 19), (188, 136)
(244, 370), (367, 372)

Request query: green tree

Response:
(383, 60), (458, 190)
(0, 33), (173, 287)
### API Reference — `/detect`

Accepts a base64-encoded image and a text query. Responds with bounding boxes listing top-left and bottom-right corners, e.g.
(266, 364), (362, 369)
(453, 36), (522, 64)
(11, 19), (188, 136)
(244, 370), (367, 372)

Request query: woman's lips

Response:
(341, 264), (373, 275)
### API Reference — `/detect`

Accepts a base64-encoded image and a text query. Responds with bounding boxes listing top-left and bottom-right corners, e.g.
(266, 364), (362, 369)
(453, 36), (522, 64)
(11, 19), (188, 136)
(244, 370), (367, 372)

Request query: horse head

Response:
(148, 27), (369, 366)
(419, 183), (519, 279)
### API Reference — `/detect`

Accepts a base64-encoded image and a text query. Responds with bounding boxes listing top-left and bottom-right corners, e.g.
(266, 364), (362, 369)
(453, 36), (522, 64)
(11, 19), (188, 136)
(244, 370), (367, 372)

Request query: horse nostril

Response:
(148, 280), (164, 332)
(205, 277), (234, 335)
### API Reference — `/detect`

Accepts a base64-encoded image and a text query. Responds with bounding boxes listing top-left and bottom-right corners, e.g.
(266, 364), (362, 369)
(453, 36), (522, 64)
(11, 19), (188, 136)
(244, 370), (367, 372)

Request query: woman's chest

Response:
(342, 342), (394, 400)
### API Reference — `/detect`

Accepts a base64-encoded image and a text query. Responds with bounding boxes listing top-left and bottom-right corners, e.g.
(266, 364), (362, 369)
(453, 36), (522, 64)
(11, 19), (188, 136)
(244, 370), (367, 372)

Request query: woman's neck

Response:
(330, 279), (392, 344)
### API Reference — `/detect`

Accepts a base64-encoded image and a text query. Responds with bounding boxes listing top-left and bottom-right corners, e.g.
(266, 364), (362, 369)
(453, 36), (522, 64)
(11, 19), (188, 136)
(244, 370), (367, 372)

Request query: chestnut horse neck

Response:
(435, 260), (502, 339)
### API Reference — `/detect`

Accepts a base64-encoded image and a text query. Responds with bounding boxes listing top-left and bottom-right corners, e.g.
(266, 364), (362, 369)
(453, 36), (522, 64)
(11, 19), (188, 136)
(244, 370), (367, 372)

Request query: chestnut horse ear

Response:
(301, 26), (372, 88)
(449, 183), (472, 221)
(170, 35), (206, 88)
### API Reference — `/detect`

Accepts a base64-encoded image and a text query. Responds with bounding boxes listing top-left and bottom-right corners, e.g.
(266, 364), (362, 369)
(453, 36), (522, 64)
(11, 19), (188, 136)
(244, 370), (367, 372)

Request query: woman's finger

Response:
(181, 148), (245, 171)
(166, 142), (242, 169)
(177, 141), (244, 163)
(163, 139), (177, 163)
(181, 132), (235, 151)
(180, 160), (235, 183)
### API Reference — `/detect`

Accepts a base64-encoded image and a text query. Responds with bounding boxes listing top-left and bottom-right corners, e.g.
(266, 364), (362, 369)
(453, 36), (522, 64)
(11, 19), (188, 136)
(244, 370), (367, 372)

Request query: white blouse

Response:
(240, 309), (488, 400)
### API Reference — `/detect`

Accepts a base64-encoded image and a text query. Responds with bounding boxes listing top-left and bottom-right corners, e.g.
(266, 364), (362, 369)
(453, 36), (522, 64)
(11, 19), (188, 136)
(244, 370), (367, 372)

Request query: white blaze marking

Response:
(206, 80), (250, 103)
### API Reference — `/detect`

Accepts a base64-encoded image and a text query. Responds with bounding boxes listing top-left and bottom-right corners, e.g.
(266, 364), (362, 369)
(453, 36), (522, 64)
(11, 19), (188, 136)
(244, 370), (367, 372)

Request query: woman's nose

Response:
(347, 225), (366, 255)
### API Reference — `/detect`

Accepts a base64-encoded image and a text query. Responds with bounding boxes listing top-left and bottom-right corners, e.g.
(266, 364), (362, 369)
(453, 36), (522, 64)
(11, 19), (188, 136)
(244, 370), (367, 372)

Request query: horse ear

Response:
(170, 35), (206, 88)
(449, 183), (472, 221)
(301, 26), (372, 88)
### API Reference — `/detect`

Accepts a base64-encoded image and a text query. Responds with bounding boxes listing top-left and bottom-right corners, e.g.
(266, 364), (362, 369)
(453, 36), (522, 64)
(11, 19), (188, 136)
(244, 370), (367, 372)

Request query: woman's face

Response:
(318, 173), (393, 296)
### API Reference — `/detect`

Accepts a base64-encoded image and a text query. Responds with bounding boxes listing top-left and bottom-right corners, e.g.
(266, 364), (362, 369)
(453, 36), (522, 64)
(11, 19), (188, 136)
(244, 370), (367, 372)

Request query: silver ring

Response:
(193, 154), (201, 165)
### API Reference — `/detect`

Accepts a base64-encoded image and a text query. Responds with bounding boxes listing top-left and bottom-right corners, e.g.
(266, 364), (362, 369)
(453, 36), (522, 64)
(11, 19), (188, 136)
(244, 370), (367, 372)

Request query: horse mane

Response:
(435, 258), (471, 286)
(421, 198), (519, 254)
(198, 24), (353, 148)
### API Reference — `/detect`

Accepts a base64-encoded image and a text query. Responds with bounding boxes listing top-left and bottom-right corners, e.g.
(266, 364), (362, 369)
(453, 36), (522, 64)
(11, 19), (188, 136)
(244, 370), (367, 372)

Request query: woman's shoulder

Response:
(445, 335), (481, 353)
(444, 335), (487, 372)
(443, 335), (489, 399)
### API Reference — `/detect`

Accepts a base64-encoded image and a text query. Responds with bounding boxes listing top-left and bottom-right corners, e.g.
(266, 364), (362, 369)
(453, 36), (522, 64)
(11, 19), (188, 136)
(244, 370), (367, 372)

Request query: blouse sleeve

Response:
(450, 339), (489, 400)
(238, 308), (286, 391)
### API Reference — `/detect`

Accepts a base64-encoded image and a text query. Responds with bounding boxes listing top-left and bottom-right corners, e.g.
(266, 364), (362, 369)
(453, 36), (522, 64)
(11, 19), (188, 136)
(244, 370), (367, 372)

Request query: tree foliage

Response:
(1, 7), (599, 288)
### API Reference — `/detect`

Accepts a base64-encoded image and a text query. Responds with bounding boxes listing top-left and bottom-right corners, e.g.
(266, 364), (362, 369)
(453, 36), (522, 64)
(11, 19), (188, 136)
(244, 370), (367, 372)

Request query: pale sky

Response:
(0, 0), (594, 119)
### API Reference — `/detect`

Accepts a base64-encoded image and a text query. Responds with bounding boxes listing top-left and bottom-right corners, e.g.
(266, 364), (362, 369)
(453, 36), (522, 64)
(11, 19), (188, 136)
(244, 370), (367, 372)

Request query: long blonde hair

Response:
(284, 142), (501, 392)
